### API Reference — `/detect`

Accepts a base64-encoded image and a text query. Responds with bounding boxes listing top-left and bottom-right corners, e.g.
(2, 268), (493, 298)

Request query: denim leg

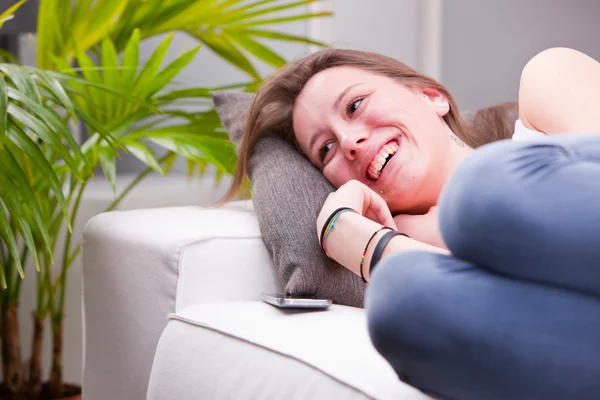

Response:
(438, 133), (600, 297)
(366, 251), (600, 400)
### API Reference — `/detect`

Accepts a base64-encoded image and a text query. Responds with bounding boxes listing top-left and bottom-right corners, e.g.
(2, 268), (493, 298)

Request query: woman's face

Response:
(293, 66), (456, 214)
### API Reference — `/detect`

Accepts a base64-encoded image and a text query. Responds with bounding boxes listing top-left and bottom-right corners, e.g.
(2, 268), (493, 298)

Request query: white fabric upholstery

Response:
(82, 202), (433, 400)
(82, 201), (281, 400)
(147, 301), (431, 400)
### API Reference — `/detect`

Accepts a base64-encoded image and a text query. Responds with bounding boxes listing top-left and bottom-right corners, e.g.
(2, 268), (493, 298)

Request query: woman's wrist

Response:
(324, 212), (449, 281)
(361, 228), (396, 281)
(322, 211), (382, 276)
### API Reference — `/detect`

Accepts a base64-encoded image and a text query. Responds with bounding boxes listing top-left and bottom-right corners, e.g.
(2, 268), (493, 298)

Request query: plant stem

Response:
(57, 181), (86, 315)
(26, 312), (44, 398)
(11, 244), (28, 307)
(47, 180), (85, 397)
(1, 303), (23, 395)
(5, 218), (16, 300)
(41, 247), (54, 319)
(63, 153), (171, 271)
(106, 153), (171, 213)
(44, 154), (171, 397)
(48, 318), (63, 398)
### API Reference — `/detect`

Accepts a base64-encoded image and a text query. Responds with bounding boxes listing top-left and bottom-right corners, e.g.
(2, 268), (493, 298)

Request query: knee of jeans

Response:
(438, 139), (562, 252)
(365, 251), (448, 366)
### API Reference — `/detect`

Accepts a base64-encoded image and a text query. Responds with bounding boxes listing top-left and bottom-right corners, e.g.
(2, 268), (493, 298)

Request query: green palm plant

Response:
(0, 2), (143, 397)
(1, 0), (331, 398)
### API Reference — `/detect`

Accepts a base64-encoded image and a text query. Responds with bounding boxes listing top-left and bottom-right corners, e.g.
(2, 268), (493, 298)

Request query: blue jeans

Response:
(365, 134), (600, 400)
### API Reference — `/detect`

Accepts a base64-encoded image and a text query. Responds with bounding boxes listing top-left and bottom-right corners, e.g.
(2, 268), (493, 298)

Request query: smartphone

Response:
(261, 293), (332, 309)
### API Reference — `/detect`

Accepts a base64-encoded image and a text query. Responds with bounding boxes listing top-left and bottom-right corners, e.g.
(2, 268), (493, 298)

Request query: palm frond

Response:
(0, 62), (139, 286)
(38, 0), (331, 78)
(0, 0), (27, 29)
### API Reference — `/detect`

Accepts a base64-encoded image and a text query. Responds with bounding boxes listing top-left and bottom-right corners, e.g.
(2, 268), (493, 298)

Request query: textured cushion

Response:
(147, 301), (433, 400)
(212, 91), (365, 307)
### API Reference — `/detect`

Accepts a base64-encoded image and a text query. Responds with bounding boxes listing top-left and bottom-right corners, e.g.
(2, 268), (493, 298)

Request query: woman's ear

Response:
(422, 88), (450, 117)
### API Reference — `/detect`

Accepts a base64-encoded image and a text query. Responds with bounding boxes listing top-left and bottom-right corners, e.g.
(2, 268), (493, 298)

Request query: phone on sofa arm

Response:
(261, 293), (332, 309)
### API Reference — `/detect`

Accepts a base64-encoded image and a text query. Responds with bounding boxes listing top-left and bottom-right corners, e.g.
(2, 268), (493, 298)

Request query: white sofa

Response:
(81, 201), (433, 400)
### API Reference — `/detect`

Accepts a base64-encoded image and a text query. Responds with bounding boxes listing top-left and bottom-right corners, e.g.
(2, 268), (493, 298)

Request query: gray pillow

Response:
(211, 91), (366, 307)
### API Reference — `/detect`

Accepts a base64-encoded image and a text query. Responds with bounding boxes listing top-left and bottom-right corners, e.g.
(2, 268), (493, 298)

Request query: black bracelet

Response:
(360, 227), (393, 283)
(319, 207), (356, 251)
(369, 230), (409, 278)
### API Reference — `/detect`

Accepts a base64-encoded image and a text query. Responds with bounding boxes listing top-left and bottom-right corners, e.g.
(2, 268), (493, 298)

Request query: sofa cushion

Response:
(212, 91), (365, 307)
(147, 301), (432, 400)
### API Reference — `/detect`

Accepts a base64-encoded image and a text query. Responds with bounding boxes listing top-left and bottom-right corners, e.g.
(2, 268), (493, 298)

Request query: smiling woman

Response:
(224, 49), (490, 214)
(224, 46), (600, 400)
(292, 66), (472, 214)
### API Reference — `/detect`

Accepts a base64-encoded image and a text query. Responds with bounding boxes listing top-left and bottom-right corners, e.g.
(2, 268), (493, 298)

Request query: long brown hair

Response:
(222, 48), (514, 203)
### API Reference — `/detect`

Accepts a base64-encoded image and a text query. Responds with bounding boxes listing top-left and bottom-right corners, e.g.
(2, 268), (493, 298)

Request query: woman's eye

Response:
(319, 142), (334, 163)
(346, 98), (363, 116)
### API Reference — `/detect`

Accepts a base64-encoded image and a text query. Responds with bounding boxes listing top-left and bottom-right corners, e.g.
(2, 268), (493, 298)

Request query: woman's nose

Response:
(340, 132), (368, 160)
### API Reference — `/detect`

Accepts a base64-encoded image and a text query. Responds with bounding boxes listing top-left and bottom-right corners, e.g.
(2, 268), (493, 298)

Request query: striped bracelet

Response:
(320, 207), (358, 258)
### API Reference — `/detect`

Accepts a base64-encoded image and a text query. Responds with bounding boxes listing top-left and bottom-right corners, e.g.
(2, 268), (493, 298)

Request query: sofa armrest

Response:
(82, 200), (280, 400)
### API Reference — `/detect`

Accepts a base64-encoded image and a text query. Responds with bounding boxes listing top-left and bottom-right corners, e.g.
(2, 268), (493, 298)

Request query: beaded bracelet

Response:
(320, 207), (358, 258)
(359, 226), (393, 283)
(369, 230), (409, 278)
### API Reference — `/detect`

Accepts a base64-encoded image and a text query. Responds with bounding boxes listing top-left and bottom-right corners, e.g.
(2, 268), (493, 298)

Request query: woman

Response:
(225, 47), (600, 399)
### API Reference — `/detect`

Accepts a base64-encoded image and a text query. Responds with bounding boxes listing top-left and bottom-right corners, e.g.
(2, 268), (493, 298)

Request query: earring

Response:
(380, 190), (384, 195)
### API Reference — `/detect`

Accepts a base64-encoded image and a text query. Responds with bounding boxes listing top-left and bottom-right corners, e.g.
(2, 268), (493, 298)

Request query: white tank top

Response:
(512, 119), (546, 140)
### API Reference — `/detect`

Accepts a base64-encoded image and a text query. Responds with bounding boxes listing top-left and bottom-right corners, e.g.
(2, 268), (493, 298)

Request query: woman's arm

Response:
(325, 212), (448, 281)
(519, 47), (600, 134)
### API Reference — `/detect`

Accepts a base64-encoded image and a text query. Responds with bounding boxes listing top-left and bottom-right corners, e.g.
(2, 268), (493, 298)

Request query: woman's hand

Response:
(317, 180), (397, 238)
(393, 206), (447, 249)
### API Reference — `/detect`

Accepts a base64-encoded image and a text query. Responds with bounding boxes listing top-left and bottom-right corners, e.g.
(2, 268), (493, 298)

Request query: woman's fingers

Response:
(317, 180), (397, 232)
(358, 182), (398, 230)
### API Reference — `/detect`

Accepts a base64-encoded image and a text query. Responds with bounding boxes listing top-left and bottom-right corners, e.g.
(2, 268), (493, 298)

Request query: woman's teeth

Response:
(367, 141), (399, 180)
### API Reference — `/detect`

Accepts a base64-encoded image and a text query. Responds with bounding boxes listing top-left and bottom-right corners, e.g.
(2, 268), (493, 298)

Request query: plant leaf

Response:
(101, 37), (121, 119)
(122, 28), (140, 91)
(162, 151), (178, 175)
(0, 200), (21, 286)
(72, 0), (128, 54)
(188, 30), (259, 79)
(146, 45), (200, 98)
(209, 0), (278, 24)
(132, 33), (173, 97)
(227, 11), (332, 29)
(7, 103), (77, 169)
(32, 69), (78, 122)
(6, 88), (88, 180)
(1, 148), (54, 256)
(221, 0), (320, 25)
(224, 31), (286, 68)
(0, 0), (27, 28)
(235, 28), (327, 47)
(0, 64), (42, 105)
(0, 73), (7, 148)
(8, 124), (72, 231)
(98, 145), (117, 193)
(0, 152), (48, 269)
(74, 47), (106, 120)
(154, 82), (251, 103)
(125, 142), (164, 175)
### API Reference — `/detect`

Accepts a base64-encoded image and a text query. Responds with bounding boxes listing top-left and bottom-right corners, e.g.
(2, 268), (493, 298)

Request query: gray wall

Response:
(326, 0), (419, 67)
(442, 0), (600, 110)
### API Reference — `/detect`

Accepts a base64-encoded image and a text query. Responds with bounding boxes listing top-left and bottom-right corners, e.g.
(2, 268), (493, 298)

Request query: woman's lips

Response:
(367, 139), (399, 180)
